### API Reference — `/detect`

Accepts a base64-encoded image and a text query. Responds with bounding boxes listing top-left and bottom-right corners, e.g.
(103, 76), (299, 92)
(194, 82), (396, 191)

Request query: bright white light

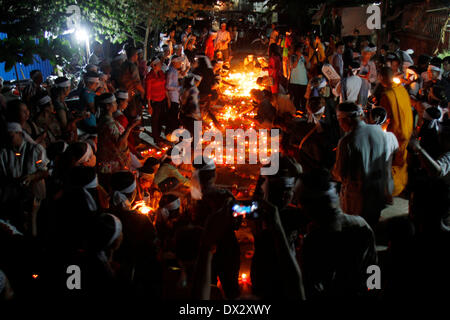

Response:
(75, 28), (89, 42)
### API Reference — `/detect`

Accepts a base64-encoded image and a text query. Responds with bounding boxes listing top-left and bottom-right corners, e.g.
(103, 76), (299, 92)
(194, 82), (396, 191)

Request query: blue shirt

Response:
(79, 87), (97, 128)
(166, 66), (181, 103)
(290, 55), (308, 85)
(80, 87), (96, 110)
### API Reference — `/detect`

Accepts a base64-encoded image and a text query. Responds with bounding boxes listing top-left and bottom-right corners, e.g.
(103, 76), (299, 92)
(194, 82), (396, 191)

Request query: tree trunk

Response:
(14, 63), (22, 97)
(144, 16), (152, 61)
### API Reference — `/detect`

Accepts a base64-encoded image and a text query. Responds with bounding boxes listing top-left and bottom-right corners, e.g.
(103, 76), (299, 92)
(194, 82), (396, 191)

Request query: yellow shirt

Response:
(380, 84), (413, 196)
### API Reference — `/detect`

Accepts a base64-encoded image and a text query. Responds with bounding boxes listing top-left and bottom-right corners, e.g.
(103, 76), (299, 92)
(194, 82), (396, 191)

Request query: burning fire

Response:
(194, 66), (278, 168)
(225, 71), (262, 97)
(132, 200), (154, 215)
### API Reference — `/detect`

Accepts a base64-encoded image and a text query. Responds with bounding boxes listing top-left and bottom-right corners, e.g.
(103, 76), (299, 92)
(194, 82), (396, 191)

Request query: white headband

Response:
(119, 180), (137, 194)
(75, 143), (93, 166)
(83, 175), (98, 212)
(318, 79), (327, 89)
(372, 112), (387, 125)
(151, 58), (161, 65)
(164, 198), (181, 211)
(84, 175), (98, 189)
(112, 180), (137, 208)
(100, 95), (116, 104)
(86, 77), (99, 83)
(159, 198), (180, 221)
(337, 106), (364, 119)
(428, 65), (441, 73)
(362, 46), (377, 53)
(423, 107), (443, 131)
(279, 177), (296, 187)
(105, 214), (122, 248)
(113, 55), (123, 62)
(56, 79), (71, 88)
(38, 95), (52, 106)
(62, 142), (69, 153)
(116, 91), (128, 100)
(307, 106), (326, 125)
(7, 122), (22, 133)
(313, 106), (326, 115)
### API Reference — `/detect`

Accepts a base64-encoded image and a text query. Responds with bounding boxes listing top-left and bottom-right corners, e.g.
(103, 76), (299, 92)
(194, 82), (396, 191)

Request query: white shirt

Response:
(437, 152), (450, 185)
(0, 141), (47, 179)
(166, 66), (181, 103)
(336, 75), (362, 103)
(215, 30), (231, 51)
(332, 122), (391, 215)
(290, 55), (308, 85)
(359, 60), (377, 84)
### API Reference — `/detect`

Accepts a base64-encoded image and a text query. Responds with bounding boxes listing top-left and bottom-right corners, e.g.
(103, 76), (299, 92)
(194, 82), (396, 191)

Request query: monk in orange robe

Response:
(379, 67), (413, 196)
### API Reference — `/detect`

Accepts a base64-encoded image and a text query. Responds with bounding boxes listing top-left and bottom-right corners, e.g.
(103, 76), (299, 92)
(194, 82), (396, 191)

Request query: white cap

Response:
(7, 122), (22, 133)
(38, 95), (52, 106)
(428, 65), (441, 73)
(100, 95), (116, 104)
(116, 91), (128, 100)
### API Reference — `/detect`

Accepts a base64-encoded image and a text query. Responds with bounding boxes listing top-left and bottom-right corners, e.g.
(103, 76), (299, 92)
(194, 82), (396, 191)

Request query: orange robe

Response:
(380, 84), (413, 196)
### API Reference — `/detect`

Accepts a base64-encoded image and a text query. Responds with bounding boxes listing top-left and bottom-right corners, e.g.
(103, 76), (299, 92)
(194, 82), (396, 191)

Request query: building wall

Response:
(394, 3), (449, 56)
(0, 33), (54, 81)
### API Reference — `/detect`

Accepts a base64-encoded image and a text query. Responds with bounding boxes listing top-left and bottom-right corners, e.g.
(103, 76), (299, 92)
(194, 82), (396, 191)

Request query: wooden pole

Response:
(144, 16), (152, 61)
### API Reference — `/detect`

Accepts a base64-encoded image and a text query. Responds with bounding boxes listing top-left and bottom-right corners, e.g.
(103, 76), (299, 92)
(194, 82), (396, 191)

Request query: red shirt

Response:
(145, 70), (166, 102)
(269, 55), (282, 94)
(205, 36), (215, 61)
(114, 112), (129, 129)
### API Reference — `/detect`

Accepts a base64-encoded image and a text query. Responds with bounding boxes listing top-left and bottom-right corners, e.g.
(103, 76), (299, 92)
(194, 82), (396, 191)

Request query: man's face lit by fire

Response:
(118, 99), (128, 111)
(87, 80), (99, 91)
(361, 51), (371, 62)
(391, 60), (400, 72)
(84, 153), (96, 167)
(428, 69), (440, 81)
(140, 174), (154, 189)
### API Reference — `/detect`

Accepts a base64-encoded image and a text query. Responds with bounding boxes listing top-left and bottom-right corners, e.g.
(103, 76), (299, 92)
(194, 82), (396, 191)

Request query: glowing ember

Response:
(225, 71), (263, 97)
(132, 200), (154, 215)
(239, 272), (250, 284)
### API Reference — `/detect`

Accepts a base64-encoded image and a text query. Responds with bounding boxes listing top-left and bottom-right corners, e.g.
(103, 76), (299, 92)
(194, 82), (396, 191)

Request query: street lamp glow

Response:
(75, 28), (89, 42)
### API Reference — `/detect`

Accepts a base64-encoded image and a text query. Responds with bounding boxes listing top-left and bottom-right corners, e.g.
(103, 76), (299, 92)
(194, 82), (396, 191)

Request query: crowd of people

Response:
(0, 18), (449, 302)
